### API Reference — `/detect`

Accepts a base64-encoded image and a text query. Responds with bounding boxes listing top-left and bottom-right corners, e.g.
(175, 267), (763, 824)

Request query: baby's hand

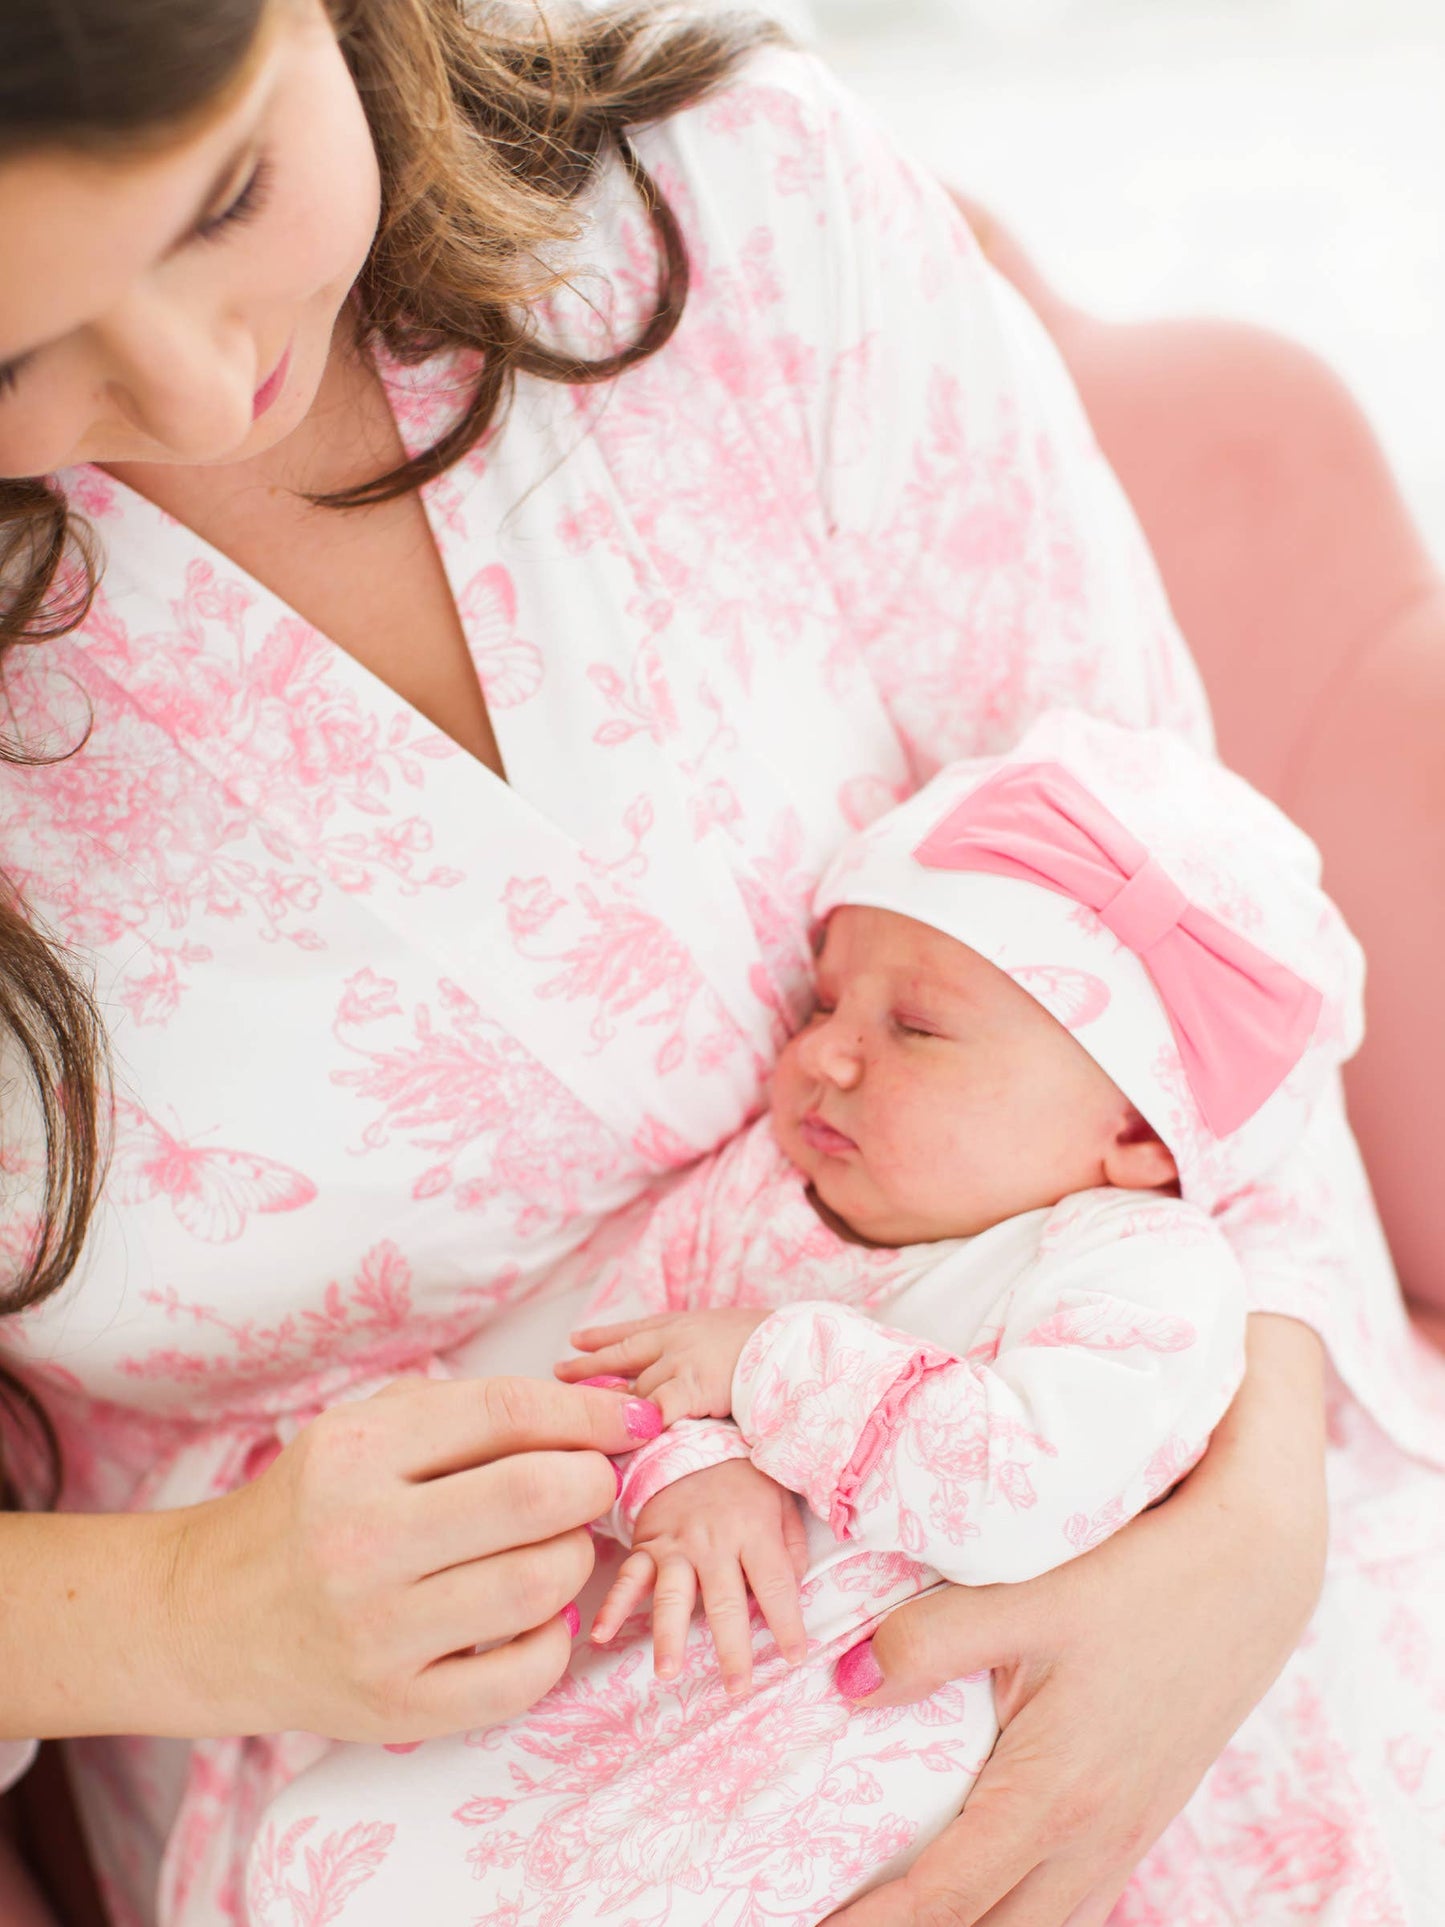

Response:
(591, 1458), (810, 1697)
(556, 1308), (768, 1426)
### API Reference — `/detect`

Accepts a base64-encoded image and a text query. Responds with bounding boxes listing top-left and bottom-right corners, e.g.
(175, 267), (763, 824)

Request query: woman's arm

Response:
(824, 1312), (1326, 1926)
(0, 1376), (656, 1745)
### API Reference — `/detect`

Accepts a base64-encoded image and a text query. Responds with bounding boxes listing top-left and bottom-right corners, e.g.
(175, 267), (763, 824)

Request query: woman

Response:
(0, 3), (1441, 1923)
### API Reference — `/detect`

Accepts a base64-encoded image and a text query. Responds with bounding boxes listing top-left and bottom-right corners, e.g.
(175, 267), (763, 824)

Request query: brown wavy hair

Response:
(0, 0), (783, 1497)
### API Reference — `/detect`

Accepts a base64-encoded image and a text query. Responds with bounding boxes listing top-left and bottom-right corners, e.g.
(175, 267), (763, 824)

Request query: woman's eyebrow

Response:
(0, 134), (256, 372)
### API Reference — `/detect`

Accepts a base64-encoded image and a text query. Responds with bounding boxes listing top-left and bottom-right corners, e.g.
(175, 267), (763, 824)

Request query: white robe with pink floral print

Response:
(1, 45), (1443, 1927)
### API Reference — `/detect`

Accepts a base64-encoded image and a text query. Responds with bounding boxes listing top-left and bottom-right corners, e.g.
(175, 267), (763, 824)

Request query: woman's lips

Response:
(252, 341), (292, 420)
(798, 1112), (857, 1157)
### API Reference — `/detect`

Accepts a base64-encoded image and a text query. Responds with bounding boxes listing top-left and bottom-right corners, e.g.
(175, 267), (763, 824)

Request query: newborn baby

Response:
(247, 711), (1363, 1927)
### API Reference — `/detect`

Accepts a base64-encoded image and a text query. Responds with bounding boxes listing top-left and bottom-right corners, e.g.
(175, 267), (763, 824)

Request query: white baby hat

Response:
(814, 709), (1365, 1211)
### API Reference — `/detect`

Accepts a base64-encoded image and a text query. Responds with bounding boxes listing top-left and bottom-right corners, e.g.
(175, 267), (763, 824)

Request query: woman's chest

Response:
(1, 366), (912, 1415)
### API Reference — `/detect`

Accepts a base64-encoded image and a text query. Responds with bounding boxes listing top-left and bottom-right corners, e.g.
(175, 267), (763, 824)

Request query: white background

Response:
(784, 0), (1445, 562)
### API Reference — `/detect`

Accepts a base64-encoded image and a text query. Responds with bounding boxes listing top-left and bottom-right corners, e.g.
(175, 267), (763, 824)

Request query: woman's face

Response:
(0, 0), (380, 479)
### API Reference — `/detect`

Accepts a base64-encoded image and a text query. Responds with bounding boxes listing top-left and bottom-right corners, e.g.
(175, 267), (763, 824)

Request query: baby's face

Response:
(772, 906), (1173, 1245)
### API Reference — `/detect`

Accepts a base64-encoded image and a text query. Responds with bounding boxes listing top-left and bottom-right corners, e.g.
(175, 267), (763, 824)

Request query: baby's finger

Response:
(555, 1331), (665, 1382)
(743, 1536), (808, 1666)
(650, 1554), (698, 1682)
(569, 1315), (675, 1348)
(628, 1370), (697, 1429)
(697, 1556), (755, 1698)
(591, 1549), (657, 1645)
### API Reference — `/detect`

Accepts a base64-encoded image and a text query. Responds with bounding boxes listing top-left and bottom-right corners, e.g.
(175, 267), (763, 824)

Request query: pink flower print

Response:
(336, 966), (403, 1028)
(116, 941), (214, 1027)
(838, 772), (908, 833)
(331, 974), (620, 1235)
(457, 563), (544, 709)
(116, 1237), (462, 1404)
(1007, 965), (1111, 1031)
(587, 637), (679, 749)
(109, 1100), (317, 1243)
(503, 876), (567, 940)
(530, 883), (705, 1073)
(1019, 1301), (1197, 1355)
(246, 1816), (396, 1927)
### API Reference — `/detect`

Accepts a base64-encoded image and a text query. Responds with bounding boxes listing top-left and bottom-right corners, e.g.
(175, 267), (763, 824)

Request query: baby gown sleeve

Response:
(0, 1738), (36, 1794)
(731, 1190), (1248, 1584)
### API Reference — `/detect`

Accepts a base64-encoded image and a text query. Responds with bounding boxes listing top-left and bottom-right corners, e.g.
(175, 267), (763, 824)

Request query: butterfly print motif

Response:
(456, 563), (545, 709)
(109, 1100), (317, 1243)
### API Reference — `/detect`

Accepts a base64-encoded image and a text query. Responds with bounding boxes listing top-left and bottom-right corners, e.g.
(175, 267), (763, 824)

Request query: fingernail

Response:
(562, 1603), (582, 1639)
(579, 1375), (631, 1390)
(835, 1638), (883, 1701)
(383, 1740), (423, 1755)
(623, 1398), (664, 1441)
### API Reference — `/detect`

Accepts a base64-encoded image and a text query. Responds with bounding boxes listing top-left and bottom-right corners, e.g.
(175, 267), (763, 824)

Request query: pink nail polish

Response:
(835, 1638), (883, 1701)
(579, 1375), (631, 1390)
(623, 1398), (664, 1441)
(562, 1603), (582, 1639)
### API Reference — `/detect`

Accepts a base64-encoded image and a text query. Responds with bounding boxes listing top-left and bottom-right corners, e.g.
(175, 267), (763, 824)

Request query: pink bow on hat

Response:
(913, 761), (1323, 1139)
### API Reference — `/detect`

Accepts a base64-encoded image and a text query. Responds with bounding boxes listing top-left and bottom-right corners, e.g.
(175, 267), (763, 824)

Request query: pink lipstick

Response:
(252, 340), (291, 419)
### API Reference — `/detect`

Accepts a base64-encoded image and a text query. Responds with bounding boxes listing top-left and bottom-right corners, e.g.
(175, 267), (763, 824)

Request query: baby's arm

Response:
(732, 1192), (1248, 1584)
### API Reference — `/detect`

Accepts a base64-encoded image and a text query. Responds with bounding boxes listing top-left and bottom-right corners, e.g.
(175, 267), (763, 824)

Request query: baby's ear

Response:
(1102, 1108), (1179, 1194)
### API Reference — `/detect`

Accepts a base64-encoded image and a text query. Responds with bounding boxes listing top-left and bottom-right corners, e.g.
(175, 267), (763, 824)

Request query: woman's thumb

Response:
(834, 1582), (1024, 1709)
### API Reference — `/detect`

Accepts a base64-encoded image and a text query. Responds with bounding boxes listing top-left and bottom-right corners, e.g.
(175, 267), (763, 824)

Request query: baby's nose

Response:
(801, 1014), (863, 1087)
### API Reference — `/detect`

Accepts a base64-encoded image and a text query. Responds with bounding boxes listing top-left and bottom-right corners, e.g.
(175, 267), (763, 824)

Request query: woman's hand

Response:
(824, 1315), (1328, 1926)
(166, 1375), (666, 1745)
(0, 1376), (659, 1749)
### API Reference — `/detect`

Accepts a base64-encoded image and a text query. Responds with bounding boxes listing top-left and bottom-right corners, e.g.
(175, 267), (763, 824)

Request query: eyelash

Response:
(195, 156), (274, 243)
(0, 156), (273, 397)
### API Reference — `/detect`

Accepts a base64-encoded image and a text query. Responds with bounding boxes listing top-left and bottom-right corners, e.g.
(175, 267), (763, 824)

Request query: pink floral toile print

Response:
(1, 44), (1443, 1927)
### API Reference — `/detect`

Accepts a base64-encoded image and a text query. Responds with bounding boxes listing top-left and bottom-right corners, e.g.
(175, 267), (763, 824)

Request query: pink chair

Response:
(953, 197), (1445, 1350)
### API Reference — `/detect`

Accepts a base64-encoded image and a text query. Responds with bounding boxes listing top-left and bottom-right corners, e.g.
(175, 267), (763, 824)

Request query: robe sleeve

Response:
(731, 1193), (1247, 1583)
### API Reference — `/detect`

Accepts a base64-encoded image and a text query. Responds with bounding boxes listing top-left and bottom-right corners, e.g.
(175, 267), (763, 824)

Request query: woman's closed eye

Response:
(195, 155), (274, 244)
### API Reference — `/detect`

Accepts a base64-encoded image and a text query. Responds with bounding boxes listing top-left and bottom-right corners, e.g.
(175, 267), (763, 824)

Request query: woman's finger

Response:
(974, 1851), (1113, 1927)
(404, 1614), (578, 1737)
(842, 1579), (1036, 1709)
(410, 1527), (596, 1660)
(591, 1549), (657, 1645)
(741, 1538), (806, 1665)
(696, 1554), (755, 1697)
(353, 1375), (664, 1480)
(406, 1449), (619, 1570)
(650, 1553), (698, 1682)
(824, 1776), (1050, 1926)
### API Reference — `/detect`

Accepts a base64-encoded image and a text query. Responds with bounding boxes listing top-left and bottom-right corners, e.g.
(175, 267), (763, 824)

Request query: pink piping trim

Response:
(828, 1349), (955, 1539)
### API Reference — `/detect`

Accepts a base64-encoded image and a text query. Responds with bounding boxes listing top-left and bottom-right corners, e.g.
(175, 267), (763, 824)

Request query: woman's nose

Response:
(797, 1012), (864, 1089)
(96, 289), (254, 460)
